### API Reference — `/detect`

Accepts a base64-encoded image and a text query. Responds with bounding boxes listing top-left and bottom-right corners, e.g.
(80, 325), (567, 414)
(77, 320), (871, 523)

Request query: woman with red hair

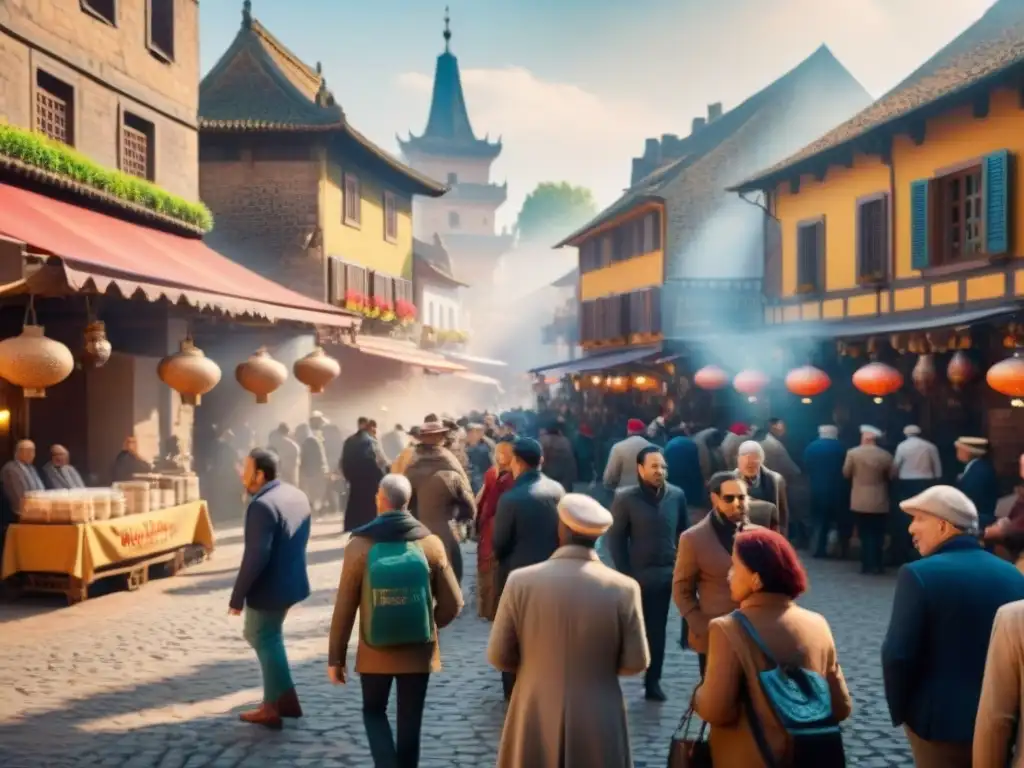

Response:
(693, 528), (852, 766)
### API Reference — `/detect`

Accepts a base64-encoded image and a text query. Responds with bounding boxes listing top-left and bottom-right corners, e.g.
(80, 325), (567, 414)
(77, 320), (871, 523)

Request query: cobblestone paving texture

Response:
(0, 515), (913, 767)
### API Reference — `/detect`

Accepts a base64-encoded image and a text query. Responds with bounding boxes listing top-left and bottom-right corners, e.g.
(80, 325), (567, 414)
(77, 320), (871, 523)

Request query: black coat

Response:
(340, 431), (387, 532)
(958, 457), (999, 526)
(229, 480), (312, 611)
(605, 483), (688, 587)
(492, 469), (564, 599)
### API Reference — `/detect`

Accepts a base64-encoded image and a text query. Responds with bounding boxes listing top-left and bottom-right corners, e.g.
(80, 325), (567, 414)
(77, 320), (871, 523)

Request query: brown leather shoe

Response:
(276, 688), (303, 719)
(239, 703), (283, 730)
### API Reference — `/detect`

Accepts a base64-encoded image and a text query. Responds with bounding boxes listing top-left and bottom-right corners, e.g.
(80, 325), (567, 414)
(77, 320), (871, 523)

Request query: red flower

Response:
(395, 299), (417, 319)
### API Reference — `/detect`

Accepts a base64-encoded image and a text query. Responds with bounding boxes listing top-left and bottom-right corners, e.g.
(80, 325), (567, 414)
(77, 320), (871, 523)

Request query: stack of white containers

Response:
(20, 488), (127, 524)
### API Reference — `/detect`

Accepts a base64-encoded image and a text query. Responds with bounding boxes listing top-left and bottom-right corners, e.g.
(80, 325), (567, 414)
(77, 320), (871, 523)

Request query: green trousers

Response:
(243, 607), (294, 703)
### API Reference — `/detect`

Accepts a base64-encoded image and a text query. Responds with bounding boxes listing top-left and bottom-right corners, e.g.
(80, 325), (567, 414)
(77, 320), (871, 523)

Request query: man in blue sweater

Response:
(230, 448), (312, 730)
(882, 484), (1024, 766)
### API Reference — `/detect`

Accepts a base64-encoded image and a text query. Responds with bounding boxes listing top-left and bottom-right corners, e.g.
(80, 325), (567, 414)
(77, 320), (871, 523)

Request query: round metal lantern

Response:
(236, 347), (288, 404)
(157, 336), (222, 406)
(293, 347), (340, 394)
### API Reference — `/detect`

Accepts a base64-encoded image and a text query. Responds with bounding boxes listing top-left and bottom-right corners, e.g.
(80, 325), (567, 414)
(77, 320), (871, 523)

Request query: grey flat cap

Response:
(900, 484), (978, 530)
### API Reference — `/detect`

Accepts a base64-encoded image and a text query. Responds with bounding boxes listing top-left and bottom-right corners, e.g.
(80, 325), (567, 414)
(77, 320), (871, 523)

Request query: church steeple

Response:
(397, 8), (501, 160)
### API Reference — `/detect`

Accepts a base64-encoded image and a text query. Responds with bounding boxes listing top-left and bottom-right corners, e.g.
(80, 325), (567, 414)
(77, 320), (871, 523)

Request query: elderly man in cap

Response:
(42, 445), (85, 490)
(955, 436), (999, 533)
(843, 425), (893, 574)
(602, 418), (654, 494)
(890, 425), (942, 565)
(883, 485), (1024, 767)
(491, 436), (564, 700)
(803, 424), (849, 558)
(1, 440), (44, 538)
(736, 439), (787, 534)
(489, 493), (649, 768)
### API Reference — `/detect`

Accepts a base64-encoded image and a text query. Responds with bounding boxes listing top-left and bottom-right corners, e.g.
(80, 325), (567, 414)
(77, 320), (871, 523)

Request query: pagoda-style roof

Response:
(442, 182), (508, 206)
(200, 1), (446, 197)
(734, 0), (1024, 192)
(414, 235), (468, 288)
(398, 10), (502, 161)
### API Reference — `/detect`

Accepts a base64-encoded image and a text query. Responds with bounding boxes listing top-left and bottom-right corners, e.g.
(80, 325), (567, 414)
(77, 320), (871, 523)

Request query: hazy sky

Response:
(201, 0), (998, 229)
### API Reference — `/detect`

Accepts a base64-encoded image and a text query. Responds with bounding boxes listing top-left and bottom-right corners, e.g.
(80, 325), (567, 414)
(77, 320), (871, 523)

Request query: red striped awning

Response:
(0, 183), (357, 327)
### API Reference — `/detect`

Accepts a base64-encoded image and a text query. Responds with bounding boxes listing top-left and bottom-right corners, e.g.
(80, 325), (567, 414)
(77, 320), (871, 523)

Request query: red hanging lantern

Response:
(947, 351), (976, 390)
(784, 366), (830, 399)
(987, 353), (1024, 397)
(911, 354), (936, 395)
(734, 369), (769, 397)
(694, 365), (728, 390)
(852, 362), (903, 398)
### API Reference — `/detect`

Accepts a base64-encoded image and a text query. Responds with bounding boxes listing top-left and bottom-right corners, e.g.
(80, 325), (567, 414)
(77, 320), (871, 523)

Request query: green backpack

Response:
(361, 541), (435, 648)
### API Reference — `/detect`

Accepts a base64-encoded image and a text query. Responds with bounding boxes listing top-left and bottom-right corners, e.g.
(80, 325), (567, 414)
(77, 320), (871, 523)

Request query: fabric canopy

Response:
(347, 335), (466, 373)
(529, 344), (663, 377)
(0, 184), (357, 327)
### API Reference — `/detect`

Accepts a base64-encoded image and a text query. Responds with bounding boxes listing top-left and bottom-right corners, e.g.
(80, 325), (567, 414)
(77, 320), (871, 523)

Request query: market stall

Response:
(2, 478), (214, 604)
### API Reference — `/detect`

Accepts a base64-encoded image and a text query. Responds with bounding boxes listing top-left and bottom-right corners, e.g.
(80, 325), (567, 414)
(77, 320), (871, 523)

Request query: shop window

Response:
(856, 194), (889, 282)
(121, 112), (154, 181)
(344, 173), (361, 227)
(35, 70), (74, 147)
(448, 211), (460, 229)
(82, 0), (116, 25)
(147, 0), (175, 62)
(383, 191), (398, 242)
(795, 217), (825, 294)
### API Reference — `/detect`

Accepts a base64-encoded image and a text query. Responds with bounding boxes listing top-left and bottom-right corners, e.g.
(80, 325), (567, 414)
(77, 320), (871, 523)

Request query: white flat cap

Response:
(738, 440), (765, 458)
(956, 436), (989, 455)
(558, 493), (613, 538)
(900, 485), (978, 530)
(818, 425), (839, 439)
(904, 425), (922, 436)
(860, 425), (883, 438)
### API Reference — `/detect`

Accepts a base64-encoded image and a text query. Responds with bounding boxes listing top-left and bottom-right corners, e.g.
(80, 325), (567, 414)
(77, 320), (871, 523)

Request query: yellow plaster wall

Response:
(580, 251), (663, 300)
(319, 150), (414, 279)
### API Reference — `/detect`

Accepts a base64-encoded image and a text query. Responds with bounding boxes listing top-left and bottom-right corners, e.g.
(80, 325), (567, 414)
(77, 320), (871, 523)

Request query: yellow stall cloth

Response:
(1, 501), (215, 584)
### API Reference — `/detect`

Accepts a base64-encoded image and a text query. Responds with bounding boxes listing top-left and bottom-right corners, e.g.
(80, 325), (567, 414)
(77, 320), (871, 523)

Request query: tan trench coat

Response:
(974, 599), (1024, 767)
(488, 546), (650, 768)
(843, 444), (894, 514)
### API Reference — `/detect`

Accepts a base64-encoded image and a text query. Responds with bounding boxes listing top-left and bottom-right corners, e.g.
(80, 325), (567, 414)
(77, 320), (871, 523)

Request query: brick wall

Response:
(200, 147), (326, 301)
(1, 0), (201, 200)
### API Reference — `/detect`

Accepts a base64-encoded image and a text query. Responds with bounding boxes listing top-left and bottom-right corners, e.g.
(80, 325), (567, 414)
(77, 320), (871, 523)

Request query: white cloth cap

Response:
(900, 485), (978, 530)
(956, 436), (989, 455)
(904, 425), (922, 437)
(818, 425), (839, 439)
(860, 425), (883, 438)
(557, 493), (613, 538)
(738, 440), (765, 459)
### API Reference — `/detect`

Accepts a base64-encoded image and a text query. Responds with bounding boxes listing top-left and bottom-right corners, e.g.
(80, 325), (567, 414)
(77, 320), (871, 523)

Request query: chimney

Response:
(708, 102), (723, 122)
(691, 117), (706, 135)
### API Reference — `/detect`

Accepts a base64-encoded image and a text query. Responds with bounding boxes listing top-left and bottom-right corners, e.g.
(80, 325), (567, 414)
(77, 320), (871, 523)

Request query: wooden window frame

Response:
(119, 108), (156, 181)
(795, 216), (825, 295)
(343, 173), (362, 228)
(146, 0), (175, 63)
(34, 68), (76, 147)
(383, 191), (398, 243)
(81, 0), (117, 26)
(934, 162), (984, 269)
(855, 192), (890, 285)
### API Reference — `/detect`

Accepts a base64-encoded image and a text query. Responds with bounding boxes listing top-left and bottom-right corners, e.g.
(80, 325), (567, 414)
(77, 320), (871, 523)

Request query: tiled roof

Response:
(555, 45), (864, 247)
(199, 6), (446, 197)
(414, 235), (468, 287)
(733, 0), (1024, 191)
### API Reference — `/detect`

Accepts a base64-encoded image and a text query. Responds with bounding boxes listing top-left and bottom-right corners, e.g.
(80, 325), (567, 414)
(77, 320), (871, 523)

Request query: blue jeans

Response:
(243, 608), (294, 703)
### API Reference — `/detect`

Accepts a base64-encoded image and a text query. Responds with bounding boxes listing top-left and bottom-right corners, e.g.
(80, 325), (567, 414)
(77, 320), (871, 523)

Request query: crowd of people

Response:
(220, 405), (1024, 767)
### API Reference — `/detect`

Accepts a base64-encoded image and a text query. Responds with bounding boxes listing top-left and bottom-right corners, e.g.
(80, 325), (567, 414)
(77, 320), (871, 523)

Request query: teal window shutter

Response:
(910, 179), (930, 270)
(983, 149), (1010, 256)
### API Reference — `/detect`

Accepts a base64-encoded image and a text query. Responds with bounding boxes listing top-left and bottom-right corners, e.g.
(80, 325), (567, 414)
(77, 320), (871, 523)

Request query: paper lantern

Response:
(157, 336), (222, 406)
(852, 362), (903, 397)
(694, 365), (728, 390)
(734, 369), (769, 396)
(82, 320), (112, 368)
(293, 347), (340, 394)
(236, 347), (288, 404)
(947, 351), (976, 390)
(911, 354), (936, 395)
(0, 325), (75, 398)
(784, 366), (830, 399)
(987, 354), (1024, 397)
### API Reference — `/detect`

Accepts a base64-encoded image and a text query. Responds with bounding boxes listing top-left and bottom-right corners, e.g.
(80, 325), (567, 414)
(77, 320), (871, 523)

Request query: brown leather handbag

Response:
(667, 704), (712, 768)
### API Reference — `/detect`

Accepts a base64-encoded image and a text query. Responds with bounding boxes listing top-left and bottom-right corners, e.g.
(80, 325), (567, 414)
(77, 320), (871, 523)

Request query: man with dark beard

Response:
(403, 418), (476, 584)
(605, 445), (688, 701)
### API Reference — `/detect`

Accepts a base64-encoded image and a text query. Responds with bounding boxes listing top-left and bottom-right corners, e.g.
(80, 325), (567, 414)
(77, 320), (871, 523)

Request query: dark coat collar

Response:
(252, 479), (281, 501)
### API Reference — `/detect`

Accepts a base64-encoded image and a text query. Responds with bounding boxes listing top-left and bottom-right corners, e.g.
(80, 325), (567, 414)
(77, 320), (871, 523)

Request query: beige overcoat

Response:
(487, 546), (650, 768)
(842, 444), (894, 514)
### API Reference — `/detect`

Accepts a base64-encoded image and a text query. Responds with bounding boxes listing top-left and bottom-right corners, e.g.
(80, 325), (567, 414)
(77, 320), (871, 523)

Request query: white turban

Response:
(904, 425), (922, 437)
(738, 440), (765, 459)
(860, 425), (882, 438)
(818, 425), (839, 439)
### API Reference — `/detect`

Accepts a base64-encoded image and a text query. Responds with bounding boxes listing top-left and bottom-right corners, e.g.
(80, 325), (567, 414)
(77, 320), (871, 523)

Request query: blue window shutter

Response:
(983, 149), (1010, 256)
(910, 179), (930, 270)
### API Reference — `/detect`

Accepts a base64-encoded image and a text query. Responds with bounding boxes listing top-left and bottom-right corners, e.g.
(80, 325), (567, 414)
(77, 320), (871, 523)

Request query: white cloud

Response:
(395, 66), (671, 231)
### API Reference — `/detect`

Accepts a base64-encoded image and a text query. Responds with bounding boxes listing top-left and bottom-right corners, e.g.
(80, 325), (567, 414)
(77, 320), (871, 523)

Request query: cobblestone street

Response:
(0, 517), (912, 767)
